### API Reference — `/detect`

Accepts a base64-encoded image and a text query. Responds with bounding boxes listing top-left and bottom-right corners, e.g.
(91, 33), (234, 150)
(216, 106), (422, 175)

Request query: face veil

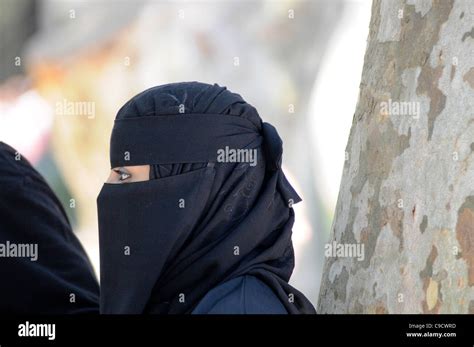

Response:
(97, 82), (316, 314)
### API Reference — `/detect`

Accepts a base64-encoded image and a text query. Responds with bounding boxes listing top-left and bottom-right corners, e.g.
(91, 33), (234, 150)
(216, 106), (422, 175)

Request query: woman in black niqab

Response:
(97, 82), (316, 314)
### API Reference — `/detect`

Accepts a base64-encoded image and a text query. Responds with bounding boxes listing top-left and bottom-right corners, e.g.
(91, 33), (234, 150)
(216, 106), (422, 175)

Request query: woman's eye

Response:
(119, 172), (131, 181)
(113, 169), (131, 182)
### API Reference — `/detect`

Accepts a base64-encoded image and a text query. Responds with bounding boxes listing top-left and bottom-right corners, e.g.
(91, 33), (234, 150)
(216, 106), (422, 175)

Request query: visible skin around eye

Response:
(106, 165), (150, 184)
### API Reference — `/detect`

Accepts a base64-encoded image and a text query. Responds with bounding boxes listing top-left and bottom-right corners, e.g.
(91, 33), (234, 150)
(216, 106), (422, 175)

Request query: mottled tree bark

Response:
(318, 0), (474, 314)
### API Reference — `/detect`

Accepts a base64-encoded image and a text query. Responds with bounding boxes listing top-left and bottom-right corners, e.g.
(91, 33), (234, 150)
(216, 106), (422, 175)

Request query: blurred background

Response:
(0, 0), (371, 306)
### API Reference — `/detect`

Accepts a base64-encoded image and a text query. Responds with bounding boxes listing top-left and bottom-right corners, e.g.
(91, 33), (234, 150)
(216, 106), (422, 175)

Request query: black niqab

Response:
(98, 82), (316, 314)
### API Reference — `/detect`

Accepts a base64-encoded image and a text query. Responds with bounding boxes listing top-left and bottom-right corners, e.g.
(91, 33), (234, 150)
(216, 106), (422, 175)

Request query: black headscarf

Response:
(0, 142), (99, 314)
(97, 82), (315, 314)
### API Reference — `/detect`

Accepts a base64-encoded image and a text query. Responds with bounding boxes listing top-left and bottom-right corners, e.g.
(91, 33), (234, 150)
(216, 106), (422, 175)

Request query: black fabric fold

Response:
(110, 114), (261, 167)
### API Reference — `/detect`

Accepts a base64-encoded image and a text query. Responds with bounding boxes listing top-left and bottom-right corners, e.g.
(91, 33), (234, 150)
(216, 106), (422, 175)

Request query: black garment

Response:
(192, 275), (287, 314)
(98, 82), (316, 314)
(0, 142), (99, 314)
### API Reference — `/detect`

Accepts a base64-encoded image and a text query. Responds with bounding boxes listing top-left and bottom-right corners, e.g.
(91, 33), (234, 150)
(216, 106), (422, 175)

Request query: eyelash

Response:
(114, 169), (131, 181)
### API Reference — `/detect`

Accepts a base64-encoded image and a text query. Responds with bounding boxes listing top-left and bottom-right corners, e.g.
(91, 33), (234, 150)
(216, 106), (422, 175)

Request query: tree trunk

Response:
(318, 0), (474, 314)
